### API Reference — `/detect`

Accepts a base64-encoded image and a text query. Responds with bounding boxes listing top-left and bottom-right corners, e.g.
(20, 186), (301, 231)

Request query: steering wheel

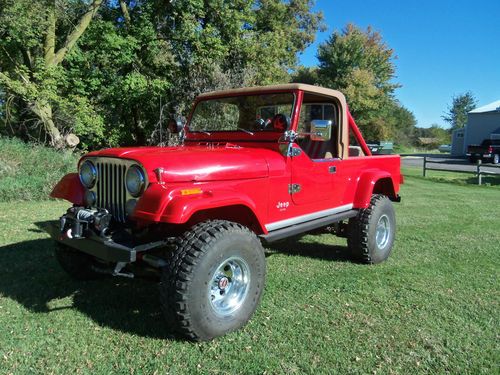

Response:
(271, 114), (289, 132)
(254, 118), (266, 130)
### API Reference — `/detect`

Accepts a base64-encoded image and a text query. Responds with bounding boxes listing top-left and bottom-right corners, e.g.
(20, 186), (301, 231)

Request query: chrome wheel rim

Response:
(208, 256), (250, 317)
(376, 214), (390, 249)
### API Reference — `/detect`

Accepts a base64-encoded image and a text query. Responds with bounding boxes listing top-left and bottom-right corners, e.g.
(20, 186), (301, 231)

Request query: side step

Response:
(260, 210), (358, 243)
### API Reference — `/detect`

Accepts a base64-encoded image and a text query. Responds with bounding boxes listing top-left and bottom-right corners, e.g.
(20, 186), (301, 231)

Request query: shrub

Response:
(0, 137), (79, 201)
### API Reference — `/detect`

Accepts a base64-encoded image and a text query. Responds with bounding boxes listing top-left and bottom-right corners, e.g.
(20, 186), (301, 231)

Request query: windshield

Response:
(188, 93), (295, 134)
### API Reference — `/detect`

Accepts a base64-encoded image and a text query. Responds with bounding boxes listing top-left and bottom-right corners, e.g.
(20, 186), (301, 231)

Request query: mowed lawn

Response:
(0, 172), (498, 374)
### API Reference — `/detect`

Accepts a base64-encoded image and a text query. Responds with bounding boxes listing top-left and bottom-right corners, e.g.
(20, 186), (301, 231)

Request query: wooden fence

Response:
(422, 157), (500, 185)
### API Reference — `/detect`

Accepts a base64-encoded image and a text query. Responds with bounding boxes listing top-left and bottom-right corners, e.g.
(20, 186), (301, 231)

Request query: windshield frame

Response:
(184, 90), (299, 141)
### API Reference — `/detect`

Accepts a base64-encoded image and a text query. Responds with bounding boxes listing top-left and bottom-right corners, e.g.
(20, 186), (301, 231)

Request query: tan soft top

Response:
(197, 83), (346, 102)
(197, 83), (350, 159)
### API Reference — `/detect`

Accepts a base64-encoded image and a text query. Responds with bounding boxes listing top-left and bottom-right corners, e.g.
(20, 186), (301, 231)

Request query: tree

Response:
(159, 0), (324, 113)
(413, 124), (450, 148)
(64, 1), (175, 147)
(1, 0), (323, 149)
(381, 100), (417, 145)
(291, 66), (319, 85)
(315, 24), (401, 140)
(0, 0), (103, 147)
(442, 92), (477, 130)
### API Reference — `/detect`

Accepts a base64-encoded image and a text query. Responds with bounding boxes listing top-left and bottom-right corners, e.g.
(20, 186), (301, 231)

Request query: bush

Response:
(0, 137), (79, 201)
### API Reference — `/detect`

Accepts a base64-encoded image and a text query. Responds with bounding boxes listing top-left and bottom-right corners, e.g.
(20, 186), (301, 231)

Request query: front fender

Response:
(133, 184), (267, 233)
(353, 170), (395, 209)
(50, 173), (85, 205)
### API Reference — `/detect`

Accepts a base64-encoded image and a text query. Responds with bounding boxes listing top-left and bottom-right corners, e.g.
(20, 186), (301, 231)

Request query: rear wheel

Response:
(347, 195), (396, 264)
(160, 220), (266, 341)
(54, 243), (107, 280)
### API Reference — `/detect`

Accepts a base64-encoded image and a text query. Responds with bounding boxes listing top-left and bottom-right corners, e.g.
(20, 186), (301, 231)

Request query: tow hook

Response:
(113, 262), (134, 278)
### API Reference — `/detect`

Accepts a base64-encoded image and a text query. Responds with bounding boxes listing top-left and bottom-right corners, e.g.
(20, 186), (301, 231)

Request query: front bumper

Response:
(44, 218), (172, 263)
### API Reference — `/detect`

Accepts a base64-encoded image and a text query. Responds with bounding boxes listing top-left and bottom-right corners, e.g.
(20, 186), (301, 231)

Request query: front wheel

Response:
(347, 195), (396, 264)
(160, 220), (266, 341)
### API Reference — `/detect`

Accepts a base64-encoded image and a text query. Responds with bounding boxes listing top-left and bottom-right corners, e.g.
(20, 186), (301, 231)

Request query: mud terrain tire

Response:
(160, 220), (266, 341)
(347, 194), (396, 264)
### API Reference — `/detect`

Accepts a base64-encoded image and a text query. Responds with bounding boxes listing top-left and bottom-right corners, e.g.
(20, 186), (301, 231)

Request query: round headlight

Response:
(79, 160), (97, 188)
(126, 165), (145, 197)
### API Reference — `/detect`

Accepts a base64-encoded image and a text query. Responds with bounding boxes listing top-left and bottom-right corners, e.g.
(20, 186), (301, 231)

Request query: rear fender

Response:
(353, 171), (397, 209)
(50, 173), (85, 205)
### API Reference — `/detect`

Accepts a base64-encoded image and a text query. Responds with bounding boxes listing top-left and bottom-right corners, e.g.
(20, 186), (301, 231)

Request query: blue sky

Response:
(299, 0), (500, 128)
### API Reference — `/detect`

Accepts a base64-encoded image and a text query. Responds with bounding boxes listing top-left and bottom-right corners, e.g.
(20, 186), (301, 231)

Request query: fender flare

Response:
(353, 170), (397, 209)
(133, 184), (267, 233)
(50, 173), (85, 205)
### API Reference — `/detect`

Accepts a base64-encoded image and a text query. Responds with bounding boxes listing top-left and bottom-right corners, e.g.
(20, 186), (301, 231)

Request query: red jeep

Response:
(46, 84), (402, 341)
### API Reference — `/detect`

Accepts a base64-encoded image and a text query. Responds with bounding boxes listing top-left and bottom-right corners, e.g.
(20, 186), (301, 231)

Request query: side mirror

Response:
(310, 119), (332, 141)
(168, 118), (185, 134)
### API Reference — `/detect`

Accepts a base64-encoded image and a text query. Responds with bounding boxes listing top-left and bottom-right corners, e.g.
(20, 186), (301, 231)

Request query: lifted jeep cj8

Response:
(46, 84), (402, 341)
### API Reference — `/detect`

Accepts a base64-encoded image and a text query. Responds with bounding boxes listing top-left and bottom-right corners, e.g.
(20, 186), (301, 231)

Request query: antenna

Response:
(159, 96), (163, 145)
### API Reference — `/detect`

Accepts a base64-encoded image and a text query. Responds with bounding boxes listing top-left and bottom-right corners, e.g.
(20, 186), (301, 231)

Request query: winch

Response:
(60, 207), (113, 239)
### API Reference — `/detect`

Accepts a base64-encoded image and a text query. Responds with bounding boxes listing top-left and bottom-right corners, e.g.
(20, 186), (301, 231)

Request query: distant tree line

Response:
(293, 24), (417, 144)
(0, 1), (469, 150)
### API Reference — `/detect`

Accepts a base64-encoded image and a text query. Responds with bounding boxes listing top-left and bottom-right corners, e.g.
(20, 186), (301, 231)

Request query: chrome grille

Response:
(95, 160), (127, 222)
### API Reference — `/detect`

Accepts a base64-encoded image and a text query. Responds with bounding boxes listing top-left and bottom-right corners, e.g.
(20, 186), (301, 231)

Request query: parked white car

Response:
(438, 144), (451, 153)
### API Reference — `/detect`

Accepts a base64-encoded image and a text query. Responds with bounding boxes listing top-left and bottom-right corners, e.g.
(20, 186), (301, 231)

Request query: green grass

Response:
(394, 145), (441, 154)
(0, 176), (499, 374)
(403, 166), (500, 187)
(0, 137), (79, 202)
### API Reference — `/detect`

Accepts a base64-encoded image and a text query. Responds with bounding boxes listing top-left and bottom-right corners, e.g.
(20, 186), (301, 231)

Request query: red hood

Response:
(85, 145), (278, 182)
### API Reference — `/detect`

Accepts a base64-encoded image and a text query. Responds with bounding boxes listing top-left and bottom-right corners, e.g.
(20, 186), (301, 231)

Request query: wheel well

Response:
(373, 177), (397, 200)
(186, 205), (264, 234)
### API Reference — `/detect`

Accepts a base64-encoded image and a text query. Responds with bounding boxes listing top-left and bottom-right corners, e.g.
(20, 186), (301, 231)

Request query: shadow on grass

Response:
(0, 238), (172, 340)
(0, 231), (352, 340)
(465, 175), (500, 186)
(265, 235), (352, 263)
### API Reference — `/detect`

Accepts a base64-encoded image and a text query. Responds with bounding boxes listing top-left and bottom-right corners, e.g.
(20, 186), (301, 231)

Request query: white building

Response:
(451, 100), (500, 156)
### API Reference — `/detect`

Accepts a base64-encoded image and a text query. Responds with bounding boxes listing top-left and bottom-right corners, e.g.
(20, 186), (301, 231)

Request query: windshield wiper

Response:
(237, 128), (254, 135)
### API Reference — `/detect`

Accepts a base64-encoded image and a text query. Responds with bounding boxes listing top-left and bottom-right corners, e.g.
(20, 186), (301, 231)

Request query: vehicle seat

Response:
(348, 146), (362, 157)
(299, 138), (336, 159)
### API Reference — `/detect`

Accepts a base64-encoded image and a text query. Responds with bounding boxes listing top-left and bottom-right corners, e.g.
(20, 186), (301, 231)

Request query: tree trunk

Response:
(51, 0), (104, 65)
(30, 100), (64, 148)
(31, 0), (103, 148)
(119, 0), (131, 28)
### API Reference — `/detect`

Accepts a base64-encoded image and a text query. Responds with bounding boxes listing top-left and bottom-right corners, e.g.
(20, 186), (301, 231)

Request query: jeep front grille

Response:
(95, 160), (128, 222)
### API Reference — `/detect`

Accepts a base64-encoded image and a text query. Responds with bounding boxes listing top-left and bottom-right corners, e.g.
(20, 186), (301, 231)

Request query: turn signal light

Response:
(180, 188), (203, 196)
